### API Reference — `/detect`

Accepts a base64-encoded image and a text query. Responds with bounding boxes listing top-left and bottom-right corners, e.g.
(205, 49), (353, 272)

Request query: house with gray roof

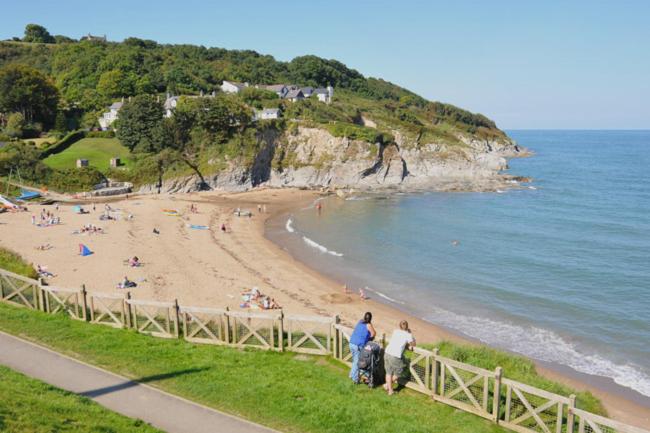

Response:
(98, 100), (124, 130)
(285, 88), (305, 102)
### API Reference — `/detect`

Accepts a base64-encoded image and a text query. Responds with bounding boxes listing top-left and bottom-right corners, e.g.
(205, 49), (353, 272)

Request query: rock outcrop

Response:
(138, 126), (529, 194)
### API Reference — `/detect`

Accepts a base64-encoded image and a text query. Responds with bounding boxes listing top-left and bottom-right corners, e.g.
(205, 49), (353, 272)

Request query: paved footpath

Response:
(0, 331), (280, 433)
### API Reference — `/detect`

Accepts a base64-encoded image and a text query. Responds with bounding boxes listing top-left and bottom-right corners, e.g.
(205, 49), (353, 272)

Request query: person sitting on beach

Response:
(221, 223), (227, 233)
(153, 228), (160, 235)
(383, 320), (415, 396)
(349, 312), (376, 384)
(262, 296), (271, 310)
(359, 288), (368, 300)
(128, 256), (141, 267)
(118, 276), (137, 289)
(269, 298), (280, 309)
(36, 265), (55, 278)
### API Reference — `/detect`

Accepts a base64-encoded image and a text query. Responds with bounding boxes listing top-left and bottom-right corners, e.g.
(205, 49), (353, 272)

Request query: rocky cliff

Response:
(137, 126), (529, 194)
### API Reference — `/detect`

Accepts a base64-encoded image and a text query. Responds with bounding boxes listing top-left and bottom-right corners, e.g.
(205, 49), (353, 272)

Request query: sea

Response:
(267, 130), (650, 400)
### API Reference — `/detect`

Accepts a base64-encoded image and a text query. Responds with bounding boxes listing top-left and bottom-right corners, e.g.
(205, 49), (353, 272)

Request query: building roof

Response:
(286, 89), (304, 99)
(314, 88), (328, 94)
(301, 87), (314, 94)
(265, 84), (287, 92)
(223, 80), (248, 91)
(262, 108), (280, 115)
(109, 101), (124, 110)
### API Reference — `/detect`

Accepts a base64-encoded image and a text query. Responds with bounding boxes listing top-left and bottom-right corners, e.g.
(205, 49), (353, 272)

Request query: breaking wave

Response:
(302, 236), (344, 257)
(285, 218), (295, 233)
(422, 307), (650, 397)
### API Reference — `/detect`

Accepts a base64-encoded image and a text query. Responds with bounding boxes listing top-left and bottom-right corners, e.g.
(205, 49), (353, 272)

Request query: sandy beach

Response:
(0, 188), (648, 428)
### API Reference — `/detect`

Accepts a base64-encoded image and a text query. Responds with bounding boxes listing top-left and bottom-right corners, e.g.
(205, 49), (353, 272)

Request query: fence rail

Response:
(1, 267), (648, 433)
(0, 269), (40, 309)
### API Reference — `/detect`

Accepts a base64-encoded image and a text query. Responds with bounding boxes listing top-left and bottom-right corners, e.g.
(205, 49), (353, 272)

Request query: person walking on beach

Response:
(349, 312), (376, 384)
(383, 320), (415, 395)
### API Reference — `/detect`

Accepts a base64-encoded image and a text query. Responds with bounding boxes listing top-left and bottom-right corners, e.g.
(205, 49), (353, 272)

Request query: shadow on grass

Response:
(80, 367), (209, 398)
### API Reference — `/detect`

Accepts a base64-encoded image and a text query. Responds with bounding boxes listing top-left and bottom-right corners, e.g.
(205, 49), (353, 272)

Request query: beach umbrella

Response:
(79, 244), (93, 256)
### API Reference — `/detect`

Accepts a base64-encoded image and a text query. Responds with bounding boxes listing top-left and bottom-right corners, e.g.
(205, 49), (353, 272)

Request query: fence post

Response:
(173, 299), (180, 338)
(37, 278), (45, 311)
(567, 394), (576, 433)
(80, 285), (88, 321)
(278, 309), (284, 352)
(225, 307), (231, 344)
(432, 348), (440, 399)
(125, 292), (132, 329)
(493, 366), (503, 423)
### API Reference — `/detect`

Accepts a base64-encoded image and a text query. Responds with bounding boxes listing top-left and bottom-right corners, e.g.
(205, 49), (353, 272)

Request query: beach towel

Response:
(188, 224), (209, 230)
(79, 244), (93, 256)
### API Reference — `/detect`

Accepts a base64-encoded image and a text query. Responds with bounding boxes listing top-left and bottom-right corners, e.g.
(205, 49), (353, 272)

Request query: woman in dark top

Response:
(348, 311), (376, 384)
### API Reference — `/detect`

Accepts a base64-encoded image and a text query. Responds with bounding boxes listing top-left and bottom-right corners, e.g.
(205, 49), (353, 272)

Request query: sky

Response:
(1, 0), (649, 129)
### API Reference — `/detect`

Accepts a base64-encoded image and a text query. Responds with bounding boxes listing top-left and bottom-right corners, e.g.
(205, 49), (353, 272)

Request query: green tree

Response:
(0, 64), (59, 126)
(23, 24), (55, 44)
(97, 70), (133, 100)
(4, 113), (26, 138)
(54, 110), (67, 132)
(115, 95), (165, 153)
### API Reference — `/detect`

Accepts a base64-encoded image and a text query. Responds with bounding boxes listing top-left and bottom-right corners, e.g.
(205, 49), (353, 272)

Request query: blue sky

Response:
(2, 0), (649, 129)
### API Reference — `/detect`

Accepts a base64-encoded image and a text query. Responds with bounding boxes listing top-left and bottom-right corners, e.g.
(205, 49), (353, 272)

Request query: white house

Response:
(98, 101), (123, 130)
(163, 95), (180, 118)
(254, 108), (281, 121)
(314, 86), (334, 103)
(221, 80), (248, 94)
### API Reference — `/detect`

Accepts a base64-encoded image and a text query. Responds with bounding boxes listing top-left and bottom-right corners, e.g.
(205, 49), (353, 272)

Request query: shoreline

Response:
(261, 190), (650, 429)
(0, 187), (648, 428)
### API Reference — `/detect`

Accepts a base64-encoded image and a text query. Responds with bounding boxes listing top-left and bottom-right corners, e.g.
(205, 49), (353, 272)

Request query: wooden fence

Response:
(0, 267), (647, 433)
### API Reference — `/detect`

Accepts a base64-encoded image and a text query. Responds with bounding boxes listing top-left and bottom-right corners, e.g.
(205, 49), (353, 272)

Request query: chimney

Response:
(200, 90), (204, 97)
(212, 90), (216, 97)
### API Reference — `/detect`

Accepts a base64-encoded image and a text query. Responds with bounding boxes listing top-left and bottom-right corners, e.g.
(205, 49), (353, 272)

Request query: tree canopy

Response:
(115, 95), (165, 153)
(23, 24), (55, 44)
(0, 64), (59, 126)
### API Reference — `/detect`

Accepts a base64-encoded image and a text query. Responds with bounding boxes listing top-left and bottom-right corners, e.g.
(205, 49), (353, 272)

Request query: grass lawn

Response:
(0, 303), (508, 433)
(0, 365), (162, 433)
(43, 138), (132, 172)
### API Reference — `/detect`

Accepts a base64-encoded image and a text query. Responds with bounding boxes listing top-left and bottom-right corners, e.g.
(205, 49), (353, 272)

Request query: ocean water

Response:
(268, 130), (650, 399)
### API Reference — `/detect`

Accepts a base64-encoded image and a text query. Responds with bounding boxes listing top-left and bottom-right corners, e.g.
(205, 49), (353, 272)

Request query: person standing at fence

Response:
(349, 312), (376, 384)
(383, 320), (415, 395)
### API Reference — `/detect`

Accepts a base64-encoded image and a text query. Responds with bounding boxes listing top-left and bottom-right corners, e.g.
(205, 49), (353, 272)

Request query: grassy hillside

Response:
(0, 365), (162, 433)
(0, 301), (605, 433)
(0, 37), (507, 143)
(1, 32), (512, 192)
(43, 137), (132, 172)
(0, 246), (37, 278)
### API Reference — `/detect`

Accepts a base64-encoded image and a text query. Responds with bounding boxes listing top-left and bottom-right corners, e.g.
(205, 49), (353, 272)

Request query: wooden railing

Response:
(1, 267), (648, 433)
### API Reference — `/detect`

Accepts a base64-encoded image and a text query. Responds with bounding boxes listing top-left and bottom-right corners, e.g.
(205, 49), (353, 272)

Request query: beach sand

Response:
(1, 188), (648, 428)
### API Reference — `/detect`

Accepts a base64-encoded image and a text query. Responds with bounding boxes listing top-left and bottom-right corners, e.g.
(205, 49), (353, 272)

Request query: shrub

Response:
(40, 130), (85, 158)
(86, 130), (115, 139)
(46, 166), (105, 192)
